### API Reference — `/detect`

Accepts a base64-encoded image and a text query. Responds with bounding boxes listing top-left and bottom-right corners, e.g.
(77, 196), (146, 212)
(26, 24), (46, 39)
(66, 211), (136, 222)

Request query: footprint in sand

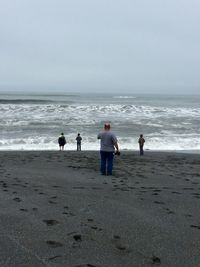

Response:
(91, 187), (103, 190)
(167, 210), (175, 214)
(190, 225), (200, 230)
(75, 264), (97, 267)
(13, 197), (22, 202)
(73, 186), (85, 189)
(91, 226), (103, 231)
(128, 186), (136, 189)
(194, 196), (200, 199)
(48, 200), (57, 204)
(184, 214), (192, 217)
(43, 219), (59, 226)
(20, 208), (28, 212)
(46, 240), (63, 248)
(171, 191), (182, 195)
(112, 235), (130, 252)
(154, 201), (165, 205)
(183, 187), (194, 191)
(48, 255), (62, 261)
(192, 193), (200, 196)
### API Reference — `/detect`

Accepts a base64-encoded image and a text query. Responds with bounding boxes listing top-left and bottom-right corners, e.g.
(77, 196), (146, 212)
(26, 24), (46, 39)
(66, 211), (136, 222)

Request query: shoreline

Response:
(0, 149), (200, 154)
(0, 151), (200, 266)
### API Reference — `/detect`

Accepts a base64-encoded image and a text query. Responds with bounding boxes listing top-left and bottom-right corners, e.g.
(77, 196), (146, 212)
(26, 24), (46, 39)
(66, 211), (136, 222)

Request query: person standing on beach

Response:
(97, 123), (119, 175)
(76, 133), (82, 151)
(58, 133), (66, 151)
(138, 134), (145, 155)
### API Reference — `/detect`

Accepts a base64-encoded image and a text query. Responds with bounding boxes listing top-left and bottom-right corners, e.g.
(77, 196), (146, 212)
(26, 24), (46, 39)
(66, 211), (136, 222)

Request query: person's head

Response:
(104, 123), (111, 131)
(140, 134), (143, 138)
(78, 133), (80, 136)
(61, 132), (64, 136)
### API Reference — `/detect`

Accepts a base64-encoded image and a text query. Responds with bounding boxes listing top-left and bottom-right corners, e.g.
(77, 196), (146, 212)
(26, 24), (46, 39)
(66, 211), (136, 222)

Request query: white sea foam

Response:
(0, 94), (200, 151)
(113, 96), (137, 99)
(0, 135), (200, 151)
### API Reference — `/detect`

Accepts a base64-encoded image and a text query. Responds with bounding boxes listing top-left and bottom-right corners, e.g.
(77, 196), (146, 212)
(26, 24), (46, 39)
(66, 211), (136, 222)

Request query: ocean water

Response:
(0, 93), (200, 151)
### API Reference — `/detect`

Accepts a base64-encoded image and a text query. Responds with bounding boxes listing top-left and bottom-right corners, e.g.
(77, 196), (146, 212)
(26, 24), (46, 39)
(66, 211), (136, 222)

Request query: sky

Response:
(0, 0), (200, 94)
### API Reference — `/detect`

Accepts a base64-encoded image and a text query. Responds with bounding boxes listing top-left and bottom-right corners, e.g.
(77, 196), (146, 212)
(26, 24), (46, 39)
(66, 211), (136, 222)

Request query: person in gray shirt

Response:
(97, 123), (119, 175)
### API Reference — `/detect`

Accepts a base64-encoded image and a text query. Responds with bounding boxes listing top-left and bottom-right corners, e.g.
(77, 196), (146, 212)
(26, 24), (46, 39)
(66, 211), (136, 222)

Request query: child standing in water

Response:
(138, 134), (145, 155)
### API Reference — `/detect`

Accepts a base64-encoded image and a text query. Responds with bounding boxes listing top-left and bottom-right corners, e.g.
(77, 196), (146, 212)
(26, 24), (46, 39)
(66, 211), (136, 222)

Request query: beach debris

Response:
(73, 234), (82, 242)
(151, 255), (161, 264)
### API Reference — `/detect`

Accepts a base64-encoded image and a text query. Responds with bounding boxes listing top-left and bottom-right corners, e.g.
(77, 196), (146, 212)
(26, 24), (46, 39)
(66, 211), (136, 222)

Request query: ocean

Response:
(0, 93), (200, 151)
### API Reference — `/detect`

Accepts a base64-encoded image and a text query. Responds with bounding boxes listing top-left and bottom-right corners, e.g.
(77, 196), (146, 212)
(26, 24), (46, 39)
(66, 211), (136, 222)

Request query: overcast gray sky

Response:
(0, 0), (200, 94)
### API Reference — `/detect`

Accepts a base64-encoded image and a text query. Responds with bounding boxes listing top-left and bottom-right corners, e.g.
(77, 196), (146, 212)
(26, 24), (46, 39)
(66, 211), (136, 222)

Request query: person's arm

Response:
(112, 135), (119, 152)
(114, 142), (119, 151)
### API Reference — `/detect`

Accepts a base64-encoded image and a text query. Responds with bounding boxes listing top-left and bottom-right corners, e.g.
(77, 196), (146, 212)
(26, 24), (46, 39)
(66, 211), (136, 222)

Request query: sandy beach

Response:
(0, 150), (200, 267)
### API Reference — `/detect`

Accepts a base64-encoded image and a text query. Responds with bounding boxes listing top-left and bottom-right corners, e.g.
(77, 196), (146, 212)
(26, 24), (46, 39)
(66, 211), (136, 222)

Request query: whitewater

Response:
(0, 93), (200, 151)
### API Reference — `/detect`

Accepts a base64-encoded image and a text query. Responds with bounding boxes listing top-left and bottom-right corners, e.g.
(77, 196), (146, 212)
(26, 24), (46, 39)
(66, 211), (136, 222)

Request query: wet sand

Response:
(0, 151), (200, 267)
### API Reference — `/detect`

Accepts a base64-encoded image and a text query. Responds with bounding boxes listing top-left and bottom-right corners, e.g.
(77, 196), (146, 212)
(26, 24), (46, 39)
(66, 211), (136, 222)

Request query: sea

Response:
(0, 93), (200, 151)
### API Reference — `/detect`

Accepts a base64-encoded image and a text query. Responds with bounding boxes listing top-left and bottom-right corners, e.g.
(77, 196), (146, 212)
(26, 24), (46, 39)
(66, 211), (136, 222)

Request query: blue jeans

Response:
(100, 151), (114, 175)
(139, 145), (144, 155)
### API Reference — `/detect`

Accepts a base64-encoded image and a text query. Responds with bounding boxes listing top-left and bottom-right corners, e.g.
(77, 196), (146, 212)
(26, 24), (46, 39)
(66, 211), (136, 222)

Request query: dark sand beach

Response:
(0, 151), (200, 267)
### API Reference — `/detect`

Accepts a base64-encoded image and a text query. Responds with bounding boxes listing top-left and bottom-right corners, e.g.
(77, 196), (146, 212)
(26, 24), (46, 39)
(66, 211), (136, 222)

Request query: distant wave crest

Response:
(113, 96), (137, 99)
(0, 99), (53, 104)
